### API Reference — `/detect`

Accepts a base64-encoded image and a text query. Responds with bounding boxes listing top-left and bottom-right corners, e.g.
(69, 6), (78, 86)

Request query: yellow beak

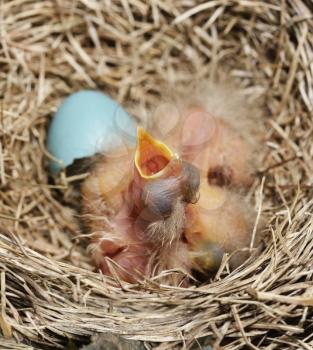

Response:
(134, 127), (174, 179)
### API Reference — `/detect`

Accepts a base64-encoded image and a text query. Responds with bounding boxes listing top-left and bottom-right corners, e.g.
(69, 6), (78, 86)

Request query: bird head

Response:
(131, 127), (200, 246)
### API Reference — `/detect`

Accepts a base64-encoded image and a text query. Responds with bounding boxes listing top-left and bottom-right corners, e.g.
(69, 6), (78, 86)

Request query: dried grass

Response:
(0, 0), (313, 349)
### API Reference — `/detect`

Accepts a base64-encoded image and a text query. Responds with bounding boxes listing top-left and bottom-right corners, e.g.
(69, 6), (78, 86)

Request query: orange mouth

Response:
(135, 127), (174, 179)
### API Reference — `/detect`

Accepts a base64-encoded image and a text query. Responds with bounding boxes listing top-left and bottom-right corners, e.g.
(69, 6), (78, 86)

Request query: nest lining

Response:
(0, 0), (313, 349)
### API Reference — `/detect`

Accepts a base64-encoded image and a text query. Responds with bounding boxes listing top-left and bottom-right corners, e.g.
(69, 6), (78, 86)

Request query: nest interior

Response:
(0, 0), (313, 349)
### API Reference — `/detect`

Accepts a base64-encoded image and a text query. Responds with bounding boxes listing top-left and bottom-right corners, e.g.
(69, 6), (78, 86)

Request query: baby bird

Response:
(82, 127), (199, 283)
(82, 80), (261, 283)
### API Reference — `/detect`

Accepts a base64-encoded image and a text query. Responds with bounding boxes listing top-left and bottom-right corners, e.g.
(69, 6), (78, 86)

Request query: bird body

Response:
(81, 81), (262, 284)
(185, 183), (253, 272)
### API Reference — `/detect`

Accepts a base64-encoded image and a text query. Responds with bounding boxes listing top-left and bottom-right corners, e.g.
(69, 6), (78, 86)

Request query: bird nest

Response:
(1, 1), (313, 349)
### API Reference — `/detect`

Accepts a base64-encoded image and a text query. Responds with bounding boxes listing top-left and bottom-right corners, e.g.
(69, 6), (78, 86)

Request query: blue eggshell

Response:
(47, 90), (137, 174)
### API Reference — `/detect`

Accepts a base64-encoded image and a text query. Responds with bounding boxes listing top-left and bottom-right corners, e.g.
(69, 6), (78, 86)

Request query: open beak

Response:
(132, 127), (200, 220)
(134, 127), (174, 179)
(132, 127), (179, 216)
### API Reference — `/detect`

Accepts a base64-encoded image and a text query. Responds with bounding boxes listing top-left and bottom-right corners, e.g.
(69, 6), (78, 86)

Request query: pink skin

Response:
(95, 198), (153, 283)
(92, 165), (192, 283)
(83, 104), (255, 283)
(163, 107), (253, 187)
